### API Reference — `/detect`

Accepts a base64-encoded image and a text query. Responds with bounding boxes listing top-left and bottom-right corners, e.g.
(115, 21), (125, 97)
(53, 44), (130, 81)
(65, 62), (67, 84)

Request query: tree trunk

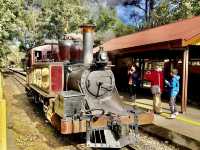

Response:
(145, 0), (148, 22)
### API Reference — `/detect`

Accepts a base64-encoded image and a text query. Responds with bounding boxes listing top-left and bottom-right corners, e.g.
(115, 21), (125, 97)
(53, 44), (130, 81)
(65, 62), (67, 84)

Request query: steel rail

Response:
(8, 68), (26, 77)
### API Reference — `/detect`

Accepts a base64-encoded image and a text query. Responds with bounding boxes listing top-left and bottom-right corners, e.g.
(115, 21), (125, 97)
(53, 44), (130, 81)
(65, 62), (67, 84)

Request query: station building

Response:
(95, 16), (200, 112)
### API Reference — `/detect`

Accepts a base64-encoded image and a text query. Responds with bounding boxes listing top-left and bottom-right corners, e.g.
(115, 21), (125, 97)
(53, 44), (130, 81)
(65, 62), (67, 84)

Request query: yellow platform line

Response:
(0, 100), (6, 150)
(160, 112), (200, 127)
(123, 101), (200, 127)
(0, 71), (6, 150)
(124, 101), (152, 110)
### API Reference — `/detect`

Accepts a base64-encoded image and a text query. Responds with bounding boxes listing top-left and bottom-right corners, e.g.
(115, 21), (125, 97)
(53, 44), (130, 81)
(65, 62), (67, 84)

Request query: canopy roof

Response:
(95, 16), (200, 54)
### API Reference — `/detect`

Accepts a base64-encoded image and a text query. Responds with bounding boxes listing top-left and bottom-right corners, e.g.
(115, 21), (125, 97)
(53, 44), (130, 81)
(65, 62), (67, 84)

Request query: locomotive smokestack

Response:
(80, 24), (95, 64)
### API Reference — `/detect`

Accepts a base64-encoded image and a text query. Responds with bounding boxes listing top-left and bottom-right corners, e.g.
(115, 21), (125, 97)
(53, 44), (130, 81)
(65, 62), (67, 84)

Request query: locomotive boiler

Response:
(25, 24), (153, 148)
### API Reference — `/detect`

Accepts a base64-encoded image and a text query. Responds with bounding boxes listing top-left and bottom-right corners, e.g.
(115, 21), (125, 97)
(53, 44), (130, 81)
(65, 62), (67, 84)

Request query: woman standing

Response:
(128, 65), (139, 101)
(145, 65), (164, 114)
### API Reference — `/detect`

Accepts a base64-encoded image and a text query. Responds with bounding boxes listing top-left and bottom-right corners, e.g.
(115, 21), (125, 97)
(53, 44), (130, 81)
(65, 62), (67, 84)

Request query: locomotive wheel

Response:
(25, 88), (32, 97)
(33, 94), (39, 104)
(43, 100), (48, 114)
(45, 98), (55, 122)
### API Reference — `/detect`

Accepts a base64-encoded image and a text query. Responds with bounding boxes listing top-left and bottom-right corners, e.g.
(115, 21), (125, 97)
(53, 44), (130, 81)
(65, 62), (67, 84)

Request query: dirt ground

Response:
(4, 74), (90, 150)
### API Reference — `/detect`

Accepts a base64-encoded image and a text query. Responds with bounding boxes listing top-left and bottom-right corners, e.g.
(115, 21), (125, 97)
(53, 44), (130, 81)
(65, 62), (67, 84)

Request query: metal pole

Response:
(181, 52), (185, 113)
(184, 48), (189, 112)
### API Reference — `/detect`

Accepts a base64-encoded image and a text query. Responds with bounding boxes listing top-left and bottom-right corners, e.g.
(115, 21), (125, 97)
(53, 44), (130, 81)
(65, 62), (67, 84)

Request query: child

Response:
(165, 69), (180, 119)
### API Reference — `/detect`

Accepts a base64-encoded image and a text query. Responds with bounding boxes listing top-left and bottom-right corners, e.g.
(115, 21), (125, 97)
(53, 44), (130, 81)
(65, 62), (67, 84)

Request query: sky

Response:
(85, 0), (145, 26)
(116, 4), (144, 26)
(106, 0), (146, 26)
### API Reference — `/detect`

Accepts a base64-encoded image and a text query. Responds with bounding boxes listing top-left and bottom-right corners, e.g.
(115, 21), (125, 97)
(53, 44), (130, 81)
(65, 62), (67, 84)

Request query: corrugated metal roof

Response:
(95, 16), (200, 53)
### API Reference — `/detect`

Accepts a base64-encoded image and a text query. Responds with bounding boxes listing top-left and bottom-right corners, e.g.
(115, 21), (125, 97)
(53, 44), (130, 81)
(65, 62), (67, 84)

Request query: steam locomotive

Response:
(25, 25), (149, 148)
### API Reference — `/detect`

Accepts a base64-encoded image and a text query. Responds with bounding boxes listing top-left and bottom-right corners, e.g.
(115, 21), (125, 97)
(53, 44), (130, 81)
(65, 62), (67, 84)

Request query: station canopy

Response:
(94, 16), (200, 54)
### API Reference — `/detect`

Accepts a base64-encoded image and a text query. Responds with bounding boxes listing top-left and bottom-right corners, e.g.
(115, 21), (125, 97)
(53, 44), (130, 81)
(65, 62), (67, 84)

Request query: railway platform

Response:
(122, 95), (200, 150)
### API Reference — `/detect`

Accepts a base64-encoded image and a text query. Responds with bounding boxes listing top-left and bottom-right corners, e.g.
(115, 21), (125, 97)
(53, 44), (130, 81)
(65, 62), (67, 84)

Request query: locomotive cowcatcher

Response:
(25, 24), (153, 148)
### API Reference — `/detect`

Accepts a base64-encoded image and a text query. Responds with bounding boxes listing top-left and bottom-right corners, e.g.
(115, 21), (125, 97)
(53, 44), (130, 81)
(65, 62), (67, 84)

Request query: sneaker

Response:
(174, 112), (179, 115)
(131, 95), (136, 100)
(129, 96), (133, 99)
(169, 114), (176, 119)
(154, 111), (162, 114)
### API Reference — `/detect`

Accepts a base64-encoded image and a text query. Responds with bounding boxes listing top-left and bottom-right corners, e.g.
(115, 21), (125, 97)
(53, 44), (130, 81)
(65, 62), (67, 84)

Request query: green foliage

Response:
(146, 0), (193, 28)
(113, 21), (135, 37)
(38, 0), (87, 39)
(0, 0), (24, 40)
(95, 7), (117, 32)
(170, 0), (192, 20)
(0, 0), (88, 64)
(191, 0), (200, 16)
(22, 0), (88, 47)
(93, 7), (135, 45)
(150, 0), (173, 27)
(0, 0), (25, 63)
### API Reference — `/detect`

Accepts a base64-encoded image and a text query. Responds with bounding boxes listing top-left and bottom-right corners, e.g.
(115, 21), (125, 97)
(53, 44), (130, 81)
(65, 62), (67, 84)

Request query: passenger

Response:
(128, 65), (140, 101)
(165, 69), (180, 119)
(145, 65), (164, 114)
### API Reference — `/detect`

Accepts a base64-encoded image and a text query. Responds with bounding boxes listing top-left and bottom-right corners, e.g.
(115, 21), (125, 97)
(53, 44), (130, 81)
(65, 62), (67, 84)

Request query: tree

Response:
(20, 0), (88, 48)
(90, 7), (135, 45)
(150, 0), (173, 27)
(123, 0), (156, 26)
(147, 0), (193, 28)
(170, 0), (192, 20)
(191, 0), (200, 16)
(0, 0), (26, 63)
(0, 0), (89, 63)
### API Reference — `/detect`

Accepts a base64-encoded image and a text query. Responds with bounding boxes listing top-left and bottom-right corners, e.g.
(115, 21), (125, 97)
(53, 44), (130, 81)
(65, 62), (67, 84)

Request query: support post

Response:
(181, 48), (189, 112)
(141, 59), (145, 88)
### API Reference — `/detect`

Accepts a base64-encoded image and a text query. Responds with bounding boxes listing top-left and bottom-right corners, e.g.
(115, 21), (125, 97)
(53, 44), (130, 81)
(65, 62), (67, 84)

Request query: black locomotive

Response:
(25, 24), (151, 148)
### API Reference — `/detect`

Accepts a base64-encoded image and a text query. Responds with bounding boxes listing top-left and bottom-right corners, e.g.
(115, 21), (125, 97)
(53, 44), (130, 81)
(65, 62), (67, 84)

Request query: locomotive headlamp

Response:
(100, 51), (108, 61)
(98, 46), (108, 63)
(67, 66), (72, 72)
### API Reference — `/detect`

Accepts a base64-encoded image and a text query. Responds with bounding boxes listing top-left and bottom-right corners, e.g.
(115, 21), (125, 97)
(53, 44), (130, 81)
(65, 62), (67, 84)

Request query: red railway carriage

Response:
(26, 40), (82, 96)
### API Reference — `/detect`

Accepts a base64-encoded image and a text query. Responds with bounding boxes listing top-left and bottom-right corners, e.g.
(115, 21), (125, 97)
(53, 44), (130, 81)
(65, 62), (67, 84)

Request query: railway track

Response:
(7, 68), (179, 150)
(8, 68), (26, 87)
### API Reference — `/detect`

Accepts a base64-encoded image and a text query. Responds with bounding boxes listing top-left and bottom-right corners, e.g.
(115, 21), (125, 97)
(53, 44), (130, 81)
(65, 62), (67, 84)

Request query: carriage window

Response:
(47, 51), (53, 60)
(35, 51), (42, 62)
